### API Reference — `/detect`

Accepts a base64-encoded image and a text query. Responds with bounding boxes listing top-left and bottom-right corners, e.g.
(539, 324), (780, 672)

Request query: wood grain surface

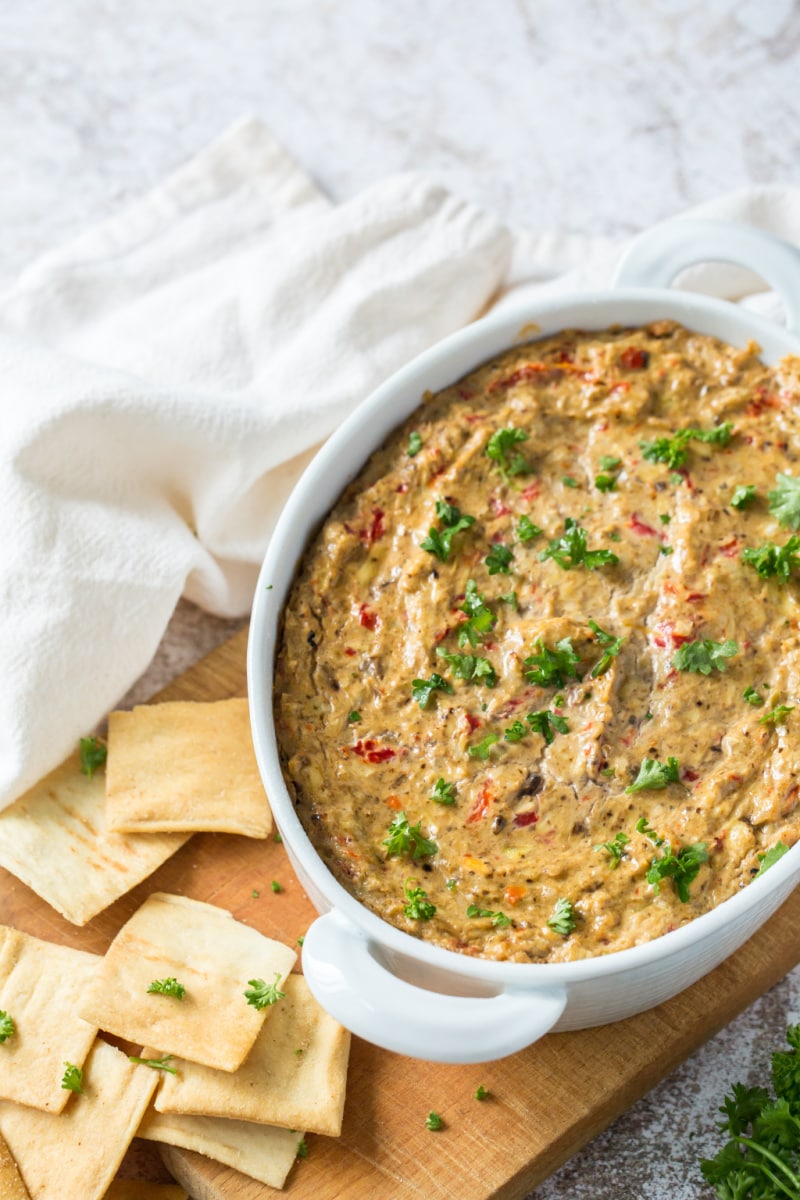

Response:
(3, 626), (800, 1200)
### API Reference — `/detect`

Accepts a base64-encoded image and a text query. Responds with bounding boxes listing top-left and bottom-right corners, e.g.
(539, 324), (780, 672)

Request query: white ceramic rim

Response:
(248, 228), (800, 991)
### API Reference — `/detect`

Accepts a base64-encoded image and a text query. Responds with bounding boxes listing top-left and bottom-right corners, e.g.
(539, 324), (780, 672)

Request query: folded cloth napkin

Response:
(1, 114), (799, 810)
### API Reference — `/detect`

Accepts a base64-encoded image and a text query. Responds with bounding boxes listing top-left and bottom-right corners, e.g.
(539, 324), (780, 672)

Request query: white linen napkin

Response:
(1, 115), (798, 810)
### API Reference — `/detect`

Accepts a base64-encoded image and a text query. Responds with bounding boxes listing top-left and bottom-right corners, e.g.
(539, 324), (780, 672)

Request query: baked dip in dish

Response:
(274, 321), (800, 964)
(249, 219), (800, 1062)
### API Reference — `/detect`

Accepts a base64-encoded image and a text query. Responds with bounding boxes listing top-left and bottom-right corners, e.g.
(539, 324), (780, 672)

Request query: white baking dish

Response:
(248, 218), (800, 1064)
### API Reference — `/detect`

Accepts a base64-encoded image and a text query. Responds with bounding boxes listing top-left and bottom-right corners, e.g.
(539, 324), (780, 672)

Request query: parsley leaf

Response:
(420, 499), (476, 563)
(430, 778), (457, 805)
(271, 880), (282, 893)
(458, 579), (497, 647)
(742, 536), (800, 581)
(485, 427), (531, 481)
(128, 1054), (177, 1074)
(547, 898), (577, 936)
(768, 472), (800, 529)
(759, 704), (794, 726)
(588, 619), (624, 678)
(672, 638), (738, 675)
(408, 431), (423, 457)
(475, 1085), (489, 1101)
(244, 974), (286, 1010)
(538, 518), (619, 571)
(466, 904), (512, 928)
(61, 1063), (84, 1093)
(640, 422), (733, 469)
(731, 484), (756, 511)
(626, 756), (681, 792)
(504, 719), (527, 743)
(403, 878), (436, 920)
(517, 515), (542, 542)
(599, 455), (622, 471)
(0, 1011), (15, 1043)
(436, 647), (497, 687)
(383, 812), (437, 860)
(594, 831), (630, 868)
(484, 543), (514, 575)
(594, 473), (618, 492)
(347, 710), (361, 724)
(646, 841), (709, 902)
(500, 590), (517, 608)
(743, 686), (765, 707)
(527, 709), (569, 745)
(411, 673), (454, 709)
(147, 977), (186, 1000)
(79, 736), (107, 779)
(635, 816), (665, 846)
(753, 841), (790, 880)
(562, 475), (579, 488)
(468, 733), (499, 760)
(524, 636), (582, 687)
(426, 1111), (445, 1131)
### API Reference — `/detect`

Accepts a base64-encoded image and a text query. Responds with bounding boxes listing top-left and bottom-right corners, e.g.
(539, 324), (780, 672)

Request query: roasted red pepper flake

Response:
(685, 592), (706, 603)
(520, 480), (541, 502)
(489, 496), (512, 518)
(513, 810), (539, 827)
(682, 767), (700, 782)
(352, 740), (396, 764)
(619, 347), (649, 370)
(396, 482), (409, 494)
(465, 713), (482, 733)
(466, 784), (494, 826)
(358, 604), (378, 630)
(359, 508), (386, 546)
(343, 647), (357, 657)
(719, 538), (740, 558)
(628, 514), (660, 538)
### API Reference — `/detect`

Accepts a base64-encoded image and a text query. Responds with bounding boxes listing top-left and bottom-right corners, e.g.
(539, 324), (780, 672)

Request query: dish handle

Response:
(301, 910), (567, 1064)
(612, 217), (800, 334)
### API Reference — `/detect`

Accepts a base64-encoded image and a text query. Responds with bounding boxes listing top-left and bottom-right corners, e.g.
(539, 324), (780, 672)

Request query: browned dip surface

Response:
(274, 321), (800, 963)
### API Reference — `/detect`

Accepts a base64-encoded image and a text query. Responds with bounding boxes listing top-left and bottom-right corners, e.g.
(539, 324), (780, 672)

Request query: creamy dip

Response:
(274, 321), (800, 963)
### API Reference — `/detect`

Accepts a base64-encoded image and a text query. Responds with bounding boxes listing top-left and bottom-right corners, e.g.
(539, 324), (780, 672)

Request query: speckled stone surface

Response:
(5, 2), (800, 1196)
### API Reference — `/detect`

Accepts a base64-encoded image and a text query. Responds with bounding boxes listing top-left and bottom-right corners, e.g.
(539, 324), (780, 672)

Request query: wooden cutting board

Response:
(3, 625), (800, 1200)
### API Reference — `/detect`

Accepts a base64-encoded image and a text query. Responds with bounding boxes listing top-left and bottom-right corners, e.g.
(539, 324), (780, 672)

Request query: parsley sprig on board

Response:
(485, 427), (532, 482)
(383, 812), (437, 861)
(538, 518), (619, 571)
(700, 1024), (800, 1199)
(672, 638), (738, 675)
(147, 977), (186, 1000)
(420, 499), (476, 563)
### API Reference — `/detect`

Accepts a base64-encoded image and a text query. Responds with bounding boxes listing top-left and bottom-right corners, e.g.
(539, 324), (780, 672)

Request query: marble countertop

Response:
(6, 2), (800, 1196)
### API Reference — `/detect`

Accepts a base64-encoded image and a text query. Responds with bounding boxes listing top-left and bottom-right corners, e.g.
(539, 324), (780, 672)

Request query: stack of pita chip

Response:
(0, 697), (270, 925)
(0, 894), (351, 1197)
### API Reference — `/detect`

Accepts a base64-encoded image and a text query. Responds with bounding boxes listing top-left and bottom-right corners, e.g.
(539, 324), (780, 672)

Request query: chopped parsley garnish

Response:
(635, 816), (664, 845)
(468, 733), (500, 760)
(436, 647), (497, 687)
(500, 590), (518, 608)
(646, 842), (708, 902)
(594, 473), (617, 492)
(527, 708), (569, 744)
(742, 536), (800, 581)
(562, 475), (579, 488)
(420, 499), (476, 563)
(524, 636), (582, 687)
(466, 904), (511, 928)
(731, 483), (756, 510)
(517, 515), (543, 542)
(594, 831), (630, 868)
(252, 889), (260, 898)
(485, 427), (531, 481)
(271, 880), (282, 893)
(538, 518), (619, 571)
(626, 756), (681, 793)
(768, 472), (800, 529)
(484, 543), (514, 575)
(274, 832), (282, 843)
(128, 1054), (177, 1074)
(296, 1138), (309, 1158)
(458, 579), (497, 647)
(599, 455), (622, 471)
(244, 974), (286, 1010)
(430, 778), (457, 805)
(659, 513), (671, 525)
(147, 977), (186, 1000)
(403, 879), (436, 920)
(640, 422), (734, 468)
(408, 431), (423, 457)
(61, 1063), (84, 1094)
(426, 1111), (445, 1131)
(504, 719), (526, 743)
(383, 812), (437, 860)
(411, 672), (454, 709)
(753, 841), (790, 880)
(672, 638), (738, 675)
(743, 685), (765, 706)
(759, 704), (794, 726)
(347, 710), (361, 724)
(79, 736), (107, 779)
(475, 1085), (489, 1101)
(659, 545), (673, 556)
(588, 619), (624, 678)
(0, 1011), (15, 1043)
(547, 898), (577, 936)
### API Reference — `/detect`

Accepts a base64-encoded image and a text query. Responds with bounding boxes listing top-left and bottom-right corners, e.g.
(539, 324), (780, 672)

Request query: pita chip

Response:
(0, 751), (189, 926)
(104, 1183), (187, 1200)
(0, 1039), (158, 1200)
(152, 974), (350, 1135)
(0, 927), (100, 1113)
(78, 893), (297, 1071)
(0, 1132), (29, 1200)
(105, 699), (271, 838)
(138, 1109), (302, 1190)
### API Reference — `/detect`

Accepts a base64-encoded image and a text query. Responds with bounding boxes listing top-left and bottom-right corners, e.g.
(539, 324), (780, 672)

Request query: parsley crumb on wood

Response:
(244, 974), (286, 1010)
(147, 977), (186, 1000)
(271, 880), (282, 893)
(0, 1011), (15, 1043)
(61, 1063), (84, 1093)
(128, 1054), (177, 1074)
(426, 1111), (445, 1131)
(296, 1138), (309, 1158)
(475, 1085), (489, 1101)
(79, 736), (107, 778)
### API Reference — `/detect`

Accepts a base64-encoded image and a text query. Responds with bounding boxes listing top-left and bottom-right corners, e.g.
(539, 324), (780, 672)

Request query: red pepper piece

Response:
(619, 347), (649, 369)
(352, 740), (396, 764)
(628, 513), (660, 537)
(358, 604), (378, 630)
(513, 810), (539, 827)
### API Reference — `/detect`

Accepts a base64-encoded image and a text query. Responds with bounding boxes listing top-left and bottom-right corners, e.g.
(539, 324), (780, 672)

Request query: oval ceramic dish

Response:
(248, 218), (800, 1064)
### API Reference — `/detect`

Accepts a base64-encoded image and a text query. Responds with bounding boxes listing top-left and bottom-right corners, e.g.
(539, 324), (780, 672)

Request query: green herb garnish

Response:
(475, 1085), (489, 1101)
(420, 499), (476, 563)
(500, 590), (518, 608)
(538, 518), (619, 571)
(430, 778), (457, 805)
(271, 880), (282, 893)
(484, 543), (514, 575)
(524, 636), (582, 687)
(594, 473), (618, 492)
(468, 733), (500, 760)
(768, 472), (800, 529)
(527, 708), (569, 745)
(485, 427), (531, 481)
(599, 455), (622, 471)
(562, 475), (579, 488)
(128, 1054), (177, 1074)
(588, 619), (624, 678)
(244, 974), (286, 1010)
(626, 756), (681, 793)
(759, 704), (795, 726)
(147, 977), (186, 1000)
(383, 812), (437, 860)
(517, 515), (543, 542)
(659, 513), (671, 525)
(743, 686), (765, 707)
(547, 898), (577, 936)
(436, 646), (497, 687)
(426, 1111), (445, 1131)
(646, 841), (708, 902)
(61, 1063), (84, 1093)
(411, 673), (454, 709)
(458, 579), (497, 647)
(0, 1012), (15, 1043)
(594, 831), (630, 868)
(296, 1138), (309, 1158)
(504, 719), (527, 743)
(753, 841), (790, 880)
(672, 638), (738, 675)
(79, 736), (107, 779)
(347, 710), (361, 724)
(742, 536), (800, 581)
(403, 879), (436, 921)
(640, 422), (734, 468)
(731, 484), (756, 510)
(408, 431), (423, 457)
(466, 904), (511, 928)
